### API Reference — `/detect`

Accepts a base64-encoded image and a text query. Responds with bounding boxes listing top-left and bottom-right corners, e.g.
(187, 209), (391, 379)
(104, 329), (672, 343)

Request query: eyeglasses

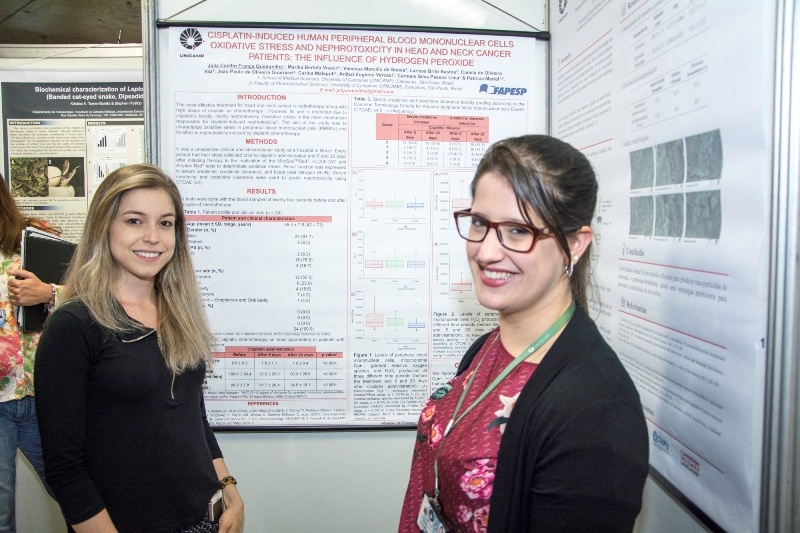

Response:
(453, 210), (554, 253)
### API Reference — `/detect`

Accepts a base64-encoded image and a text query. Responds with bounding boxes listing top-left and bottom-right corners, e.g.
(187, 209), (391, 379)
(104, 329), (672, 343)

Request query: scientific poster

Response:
(162, 27), (545, 427)
(1, 78), (145, 241)
(550, 1), (774, 531)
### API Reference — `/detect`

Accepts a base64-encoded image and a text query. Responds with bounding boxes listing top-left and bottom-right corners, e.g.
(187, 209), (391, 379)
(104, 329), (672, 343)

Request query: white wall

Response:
(15, 452), (65, 533)
(16, 430), (711, 533)
(156, 0), (540, 32)
(17, 431), (417, 532)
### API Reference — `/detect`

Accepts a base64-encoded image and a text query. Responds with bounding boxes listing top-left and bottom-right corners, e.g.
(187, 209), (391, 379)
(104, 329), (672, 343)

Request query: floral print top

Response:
(0, 240), (61, 402)
(399, 329), (538, 533)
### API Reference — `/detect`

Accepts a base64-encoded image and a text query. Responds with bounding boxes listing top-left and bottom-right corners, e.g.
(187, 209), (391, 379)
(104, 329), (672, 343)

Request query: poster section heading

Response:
(175, 27), (531, 96)
(2, 82), (144, 119)
(189, 30), (516, 66)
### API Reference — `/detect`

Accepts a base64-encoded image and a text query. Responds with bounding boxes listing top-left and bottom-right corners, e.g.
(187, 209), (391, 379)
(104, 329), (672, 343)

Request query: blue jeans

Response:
(0, 396), (52, 533)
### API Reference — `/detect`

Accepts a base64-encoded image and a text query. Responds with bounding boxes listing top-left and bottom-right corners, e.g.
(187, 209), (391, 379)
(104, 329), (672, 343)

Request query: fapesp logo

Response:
(479, 84), (528, 96)
(180, 28), (204, 50)
(680, 451), (701, 476)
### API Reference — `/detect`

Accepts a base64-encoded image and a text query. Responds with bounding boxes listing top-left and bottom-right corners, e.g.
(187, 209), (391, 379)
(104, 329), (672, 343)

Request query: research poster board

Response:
(549, 1), (774, 531)
(157, 26), (546, 428)
(0, 70), (145, 241)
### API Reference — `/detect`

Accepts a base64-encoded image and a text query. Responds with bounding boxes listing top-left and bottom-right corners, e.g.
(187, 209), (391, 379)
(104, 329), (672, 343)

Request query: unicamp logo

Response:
(479, 84), (528, 96)
(179, 28), (204, 50)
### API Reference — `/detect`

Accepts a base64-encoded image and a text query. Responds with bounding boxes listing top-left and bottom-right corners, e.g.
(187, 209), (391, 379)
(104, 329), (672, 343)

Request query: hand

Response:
(7, 268), (51, 307)
(218, 491), (244, 533)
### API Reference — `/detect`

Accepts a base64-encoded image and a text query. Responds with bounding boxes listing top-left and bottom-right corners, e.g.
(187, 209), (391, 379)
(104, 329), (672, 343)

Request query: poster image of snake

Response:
(10, 157), (85, 197)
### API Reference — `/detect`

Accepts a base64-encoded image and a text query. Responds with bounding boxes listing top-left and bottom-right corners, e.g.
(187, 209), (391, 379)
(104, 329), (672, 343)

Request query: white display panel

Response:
(549, 1), (775, 531)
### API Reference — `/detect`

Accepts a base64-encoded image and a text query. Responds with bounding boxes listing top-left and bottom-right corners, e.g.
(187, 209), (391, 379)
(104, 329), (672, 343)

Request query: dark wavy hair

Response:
(471, 135), (598, 309)
(0, 175), (59, 255)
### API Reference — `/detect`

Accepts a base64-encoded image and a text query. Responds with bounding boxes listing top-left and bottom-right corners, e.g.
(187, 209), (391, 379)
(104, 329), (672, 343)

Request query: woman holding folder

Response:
(0, 176), (60, 532)
(35, 165), (243, 533)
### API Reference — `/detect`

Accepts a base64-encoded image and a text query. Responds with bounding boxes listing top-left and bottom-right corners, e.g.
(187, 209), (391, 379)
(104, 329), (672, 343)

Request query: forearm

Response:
(213, 458), (243, 505)
(213, 458), (244, 533)
(71, 510), (118, 533)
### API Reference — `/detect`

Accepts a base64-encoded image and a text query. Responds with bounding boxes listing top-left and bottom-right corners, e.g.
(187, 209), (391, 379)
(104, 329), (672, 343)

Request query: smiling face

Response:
(467, 172), (574, 324)
(108, 187), (176, 288)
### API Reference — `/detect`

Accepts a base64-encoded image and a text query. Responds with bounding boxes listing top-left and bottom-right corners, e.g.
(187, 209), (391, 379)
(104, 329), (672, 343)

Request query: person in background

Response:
(399, 135), (648, 532)
(0, 175), (60, 533)
(35, 164), (244, 533)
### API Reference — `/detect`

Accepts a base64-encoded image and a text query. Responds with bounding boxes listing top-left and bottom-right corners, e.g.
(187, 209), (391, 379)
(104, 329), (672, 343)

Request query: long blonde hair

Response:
(61, 164), (213, 372)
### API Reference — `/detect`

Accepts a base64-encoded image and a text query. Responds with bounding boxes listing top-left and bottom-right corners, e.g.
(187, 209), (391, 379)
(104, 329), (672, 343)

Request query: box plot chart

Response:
(431, 172), (478, 300)
(350, 169), (432, 342)
(364, 296), (427, 338)
(357, 231), (428, 281)
(450, 179), (472, 211)
(432, 240), (477, 301)
(354, 293), (427, 341)
(353, 169), (431, 221)
(351, 239), (429, 340)
(450, 271), (473, 294)
(351, 170), (431, 281)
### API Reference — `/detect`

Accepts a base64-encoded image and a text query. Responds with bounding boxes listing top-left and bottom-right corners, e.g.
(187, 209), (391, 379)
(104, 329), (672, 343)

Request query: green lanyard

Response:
(433, 301), (576, 499)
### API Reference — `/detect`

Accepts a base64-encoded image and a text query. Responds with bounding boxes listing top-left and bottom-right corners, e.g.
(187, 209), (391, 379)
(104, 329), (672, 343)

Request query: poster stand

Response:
(136, 0), (800, 530)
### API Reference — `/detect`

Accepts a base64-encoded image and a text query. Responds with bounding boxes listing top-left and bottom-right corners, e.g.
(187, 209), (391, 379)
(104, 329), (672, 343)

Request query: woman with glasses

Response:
(34, 165), (243, 533)
(400, 135), (648, 532)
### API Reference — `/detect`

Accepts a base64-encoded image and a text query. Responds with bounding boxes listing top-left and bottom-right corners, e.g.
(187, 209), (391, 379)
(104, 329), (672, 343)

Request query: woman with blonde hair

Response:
(35, 164), (244, 533)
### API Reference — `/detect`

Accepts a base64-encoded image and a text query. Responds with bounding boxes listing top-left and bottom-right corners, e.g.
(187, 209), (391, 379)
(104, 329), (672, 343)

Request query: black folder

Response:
(18, 228), (77, 332)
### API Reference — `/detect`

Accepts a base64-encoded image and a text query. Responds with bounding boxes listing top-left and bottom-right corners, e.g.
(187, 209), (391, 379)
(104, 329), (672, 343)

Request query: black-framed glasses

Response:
(453, 210), (554, 253)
